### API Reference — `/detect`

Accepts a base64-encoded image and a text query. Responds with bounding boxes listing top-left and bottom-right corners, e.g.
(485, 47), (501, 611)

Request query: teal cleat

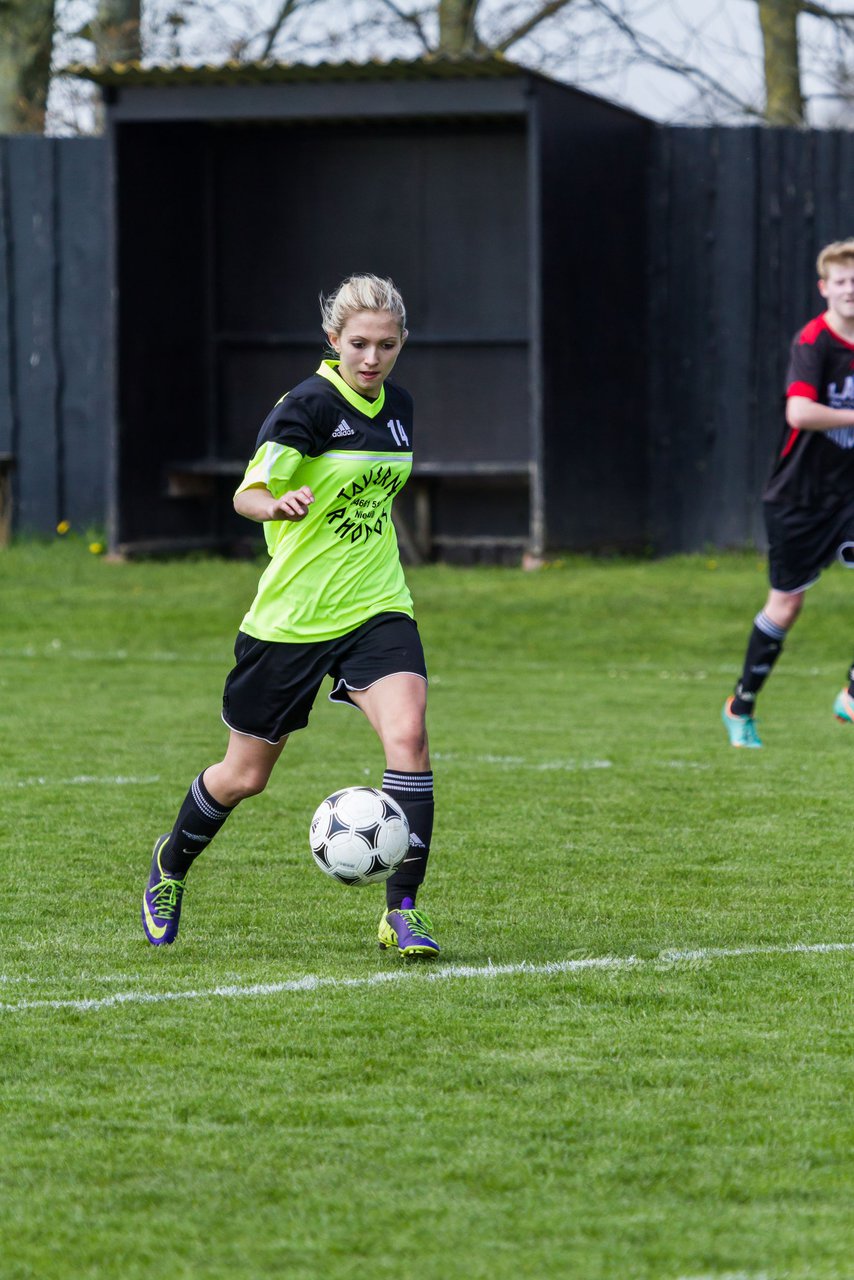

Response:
(833, 688), (854, 723)
(722, 696), (762, 748)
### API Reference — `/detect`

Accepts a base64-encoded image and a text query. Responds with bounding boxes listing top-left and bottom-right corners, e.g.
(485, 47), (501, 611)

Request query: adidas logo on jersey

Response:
(331, 419), (355, 438)
(408, 832), (426, 848)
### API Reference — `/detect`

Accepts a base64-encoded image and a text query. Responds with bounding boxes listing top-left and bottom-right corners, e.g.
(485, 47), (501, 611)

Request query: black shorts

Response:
(764, 498), (854, 593)
(221, 612), (427, 743)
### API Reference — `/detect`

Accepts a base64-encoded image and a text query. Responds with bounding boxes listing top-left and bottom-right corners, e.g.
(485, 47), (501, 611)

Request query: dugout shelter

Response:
(94, 57), (653, 560)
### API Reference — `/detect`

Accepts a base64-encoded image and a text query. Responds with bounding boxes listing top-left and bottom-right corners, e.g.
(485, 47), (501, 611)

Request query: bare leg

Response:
(348, 673), (429, 770)
(204, 730), (289, 807)
(763, 587), (804, 630)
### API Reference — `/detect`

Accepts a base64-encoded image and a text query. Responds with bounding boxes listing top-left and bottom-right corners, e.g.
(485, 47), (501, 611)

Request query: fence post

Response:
(0, 452), (14, 544)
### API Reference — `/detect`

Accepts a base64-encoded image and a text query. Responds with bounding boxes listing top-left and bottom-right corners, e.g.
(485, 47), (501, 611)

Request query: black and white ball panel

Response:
(309, 786), (410, 885)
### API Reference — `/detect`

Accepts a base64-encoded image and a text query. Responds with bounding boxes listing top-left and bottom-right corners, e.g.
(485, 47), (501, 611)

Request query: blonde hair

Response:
(320, 274), (407, 337)
(817, 239), (854, 278)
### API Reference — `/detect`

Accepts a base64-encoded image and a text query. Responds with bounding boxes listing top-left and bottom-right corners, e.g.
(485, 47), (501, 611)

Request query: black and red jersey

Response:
(764, 313), (854, 507)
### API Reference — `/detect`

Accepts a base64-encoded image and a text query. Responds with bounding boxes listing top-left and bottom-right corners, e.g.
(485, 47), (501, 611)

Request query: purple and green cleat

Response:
(141, 834), (187, 946)
(378, 898), (440, 958)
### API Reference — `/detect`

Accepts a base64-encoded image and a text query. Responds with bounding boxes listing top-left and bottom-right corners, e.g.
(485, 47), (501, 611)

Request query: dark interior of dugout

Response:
(109, 73), (653, 561)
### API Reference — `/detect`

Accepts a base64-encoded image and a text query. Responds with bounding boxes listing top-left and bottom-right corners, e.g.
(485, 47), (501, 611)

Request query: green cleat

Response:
(833, 688), (854, 723)
(722, 696), (762, 748)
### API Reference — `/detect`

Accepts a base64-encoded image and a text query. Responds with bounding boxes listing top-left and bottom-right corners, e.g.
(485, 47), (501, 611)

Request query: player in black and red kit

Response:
(723, 239), (854, 747)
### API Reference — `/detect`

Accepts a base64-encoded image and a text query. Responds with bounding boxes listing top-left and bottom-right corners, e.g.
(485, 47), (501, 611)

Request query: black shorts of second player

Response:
(221, 612), (427, 744)
(764, 498), (854, 593)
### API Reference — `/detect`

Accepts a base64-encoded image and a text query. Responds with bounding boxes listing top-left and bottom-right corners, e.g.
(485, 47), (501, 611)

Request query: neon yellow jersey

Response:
(235, 361), (415, 643)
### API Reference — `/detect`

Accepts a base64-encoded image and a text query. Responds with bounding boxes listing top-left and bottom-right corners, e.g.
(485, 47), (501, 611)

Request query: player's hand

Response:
(272, 486), (315, 521)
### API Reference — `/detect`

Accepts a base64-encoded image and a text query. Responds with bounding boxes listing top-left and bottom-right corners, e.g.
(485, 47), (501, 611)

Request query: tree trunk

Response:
(756, 0), (804, 125)
(438, 0), (482, 54)
(0, 0), (57, 132)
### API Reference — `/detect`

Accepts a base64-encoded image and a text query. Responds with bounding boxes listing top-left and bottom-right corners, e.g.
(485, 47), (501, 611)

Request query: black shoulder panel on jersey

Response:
(255, 374), (337, 455)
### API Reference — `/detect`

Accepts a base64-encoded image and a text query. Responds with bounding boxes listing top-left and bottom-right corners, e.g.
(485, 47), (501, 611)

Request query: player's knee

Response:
(384, 717), (428, 766)
(767, 591), (803, 629)
(779, 597), (803, 627)
(225, 767), (271, 802)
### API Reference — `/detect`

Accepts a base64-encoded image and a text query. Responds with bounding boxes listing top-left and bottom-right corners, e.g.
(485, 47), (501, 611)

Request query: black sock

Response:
(731, 611), (787, 715)
(381, 770), (434, 910)
(160, 772), (235, 878)
(847, 660), (854, 699)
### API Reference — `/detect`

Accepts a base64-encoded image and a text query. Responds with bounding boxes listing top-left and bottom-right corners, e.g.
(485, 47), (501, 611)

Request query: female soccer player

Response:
(141, 274), (439, 956)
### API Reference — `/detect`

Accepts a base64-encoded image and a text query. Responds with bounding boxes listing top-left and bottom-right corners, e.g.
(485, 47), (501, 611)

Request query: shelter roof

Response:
(73, 54), (549, 90)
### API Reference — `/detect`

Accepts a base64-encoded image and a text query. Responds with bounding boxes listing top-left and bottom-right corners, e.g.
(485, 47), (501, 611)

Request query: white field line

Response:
(0, 760), (715, 787)
(675, 1273), (776, 1280)
(432, 752), (612, 771)
(614, 661), (847, 680)
(1, 941), (851, 1017)
(2, 758), (616, 788)
(0, 760), (717, 788)
(0, 646), (217, 663)
(0, 775), (161, 788)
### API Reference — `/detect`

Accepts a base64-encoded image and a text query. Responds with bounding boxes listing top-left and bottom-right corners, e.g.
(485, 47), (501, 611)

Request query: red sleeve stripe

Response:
(798, 315), (826, 345)
(786, 380), (818, 401)
(780, 428), (800, 459)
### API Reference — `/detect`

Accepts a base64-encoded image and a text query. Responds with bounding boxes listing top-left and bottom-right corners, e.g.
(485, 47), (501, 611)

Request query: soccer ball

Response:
(309, 786), (410, 885)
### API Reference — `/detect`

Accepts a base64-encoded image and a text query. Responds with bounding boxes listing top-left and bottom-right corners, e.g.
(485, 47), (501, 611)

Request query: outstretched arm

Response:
(786, 396), (854, 432)
(234, 483), (315, 522)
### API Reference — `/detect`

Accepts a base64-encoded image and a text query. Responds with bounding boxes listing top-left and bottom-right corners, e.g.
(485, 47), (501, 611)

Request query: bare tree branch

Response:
(800, 2), (854, 21)
(257, 0), (303, 62)
(584, 0), (765, 118)
(493, 0), (579, 55)
(375, 0), (434, 52)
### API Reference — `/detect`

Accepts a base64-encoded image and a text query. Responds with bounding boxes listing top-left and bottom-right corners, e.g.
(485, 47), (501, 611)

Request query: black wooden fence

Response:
(648, 126), (854, 554)
(0, 137), (109, 538)
(1, 126), (853, 553)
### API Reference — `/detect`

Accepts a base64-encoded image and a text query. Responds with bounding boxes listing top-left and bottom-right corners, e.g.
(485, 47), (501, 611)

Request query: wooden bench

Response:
(397, 460), (533, 564)
(0, 452), (15, 547)
(166, 458), (245, 499)
(165, 457), (533, 563)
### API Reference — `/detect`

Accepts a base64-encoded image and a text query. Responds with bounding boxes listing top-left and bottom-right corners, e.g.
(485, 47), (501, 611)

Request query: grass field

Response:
(1, 540), (852, 1280)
